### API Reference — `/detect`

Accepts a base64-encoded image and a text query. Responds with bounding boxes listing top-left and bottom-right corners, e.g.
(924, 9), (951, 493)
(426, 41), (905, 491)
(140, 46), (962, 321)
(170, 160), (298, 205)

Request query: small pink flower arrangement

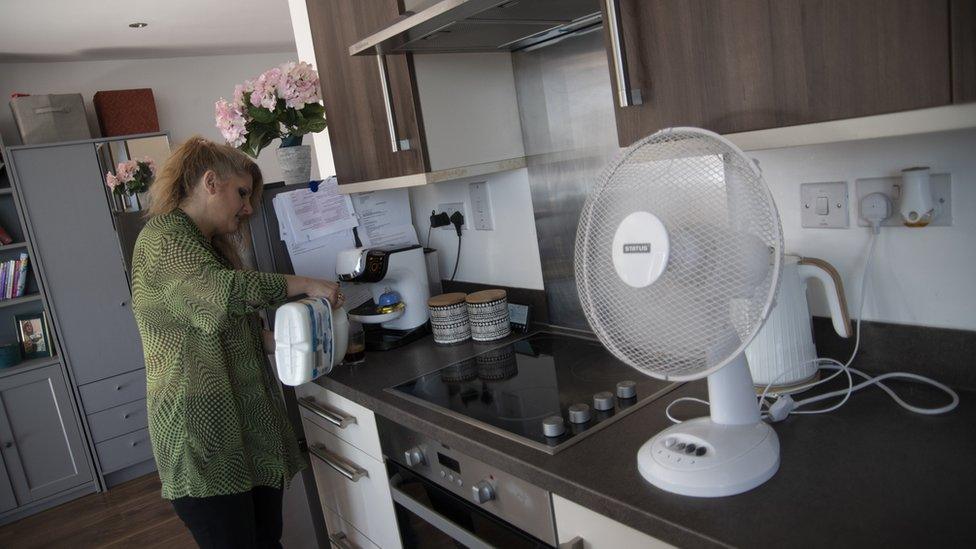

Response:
(106, 158), (156, 196)
(215, 61), (327, 157)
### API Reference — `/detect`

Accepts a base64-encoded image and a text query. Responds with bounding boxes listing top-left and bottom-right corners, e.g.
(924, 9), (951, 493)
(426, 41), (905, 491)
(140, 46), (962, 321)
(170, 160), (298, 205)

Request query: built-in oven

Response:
(378, 416), (558, 548)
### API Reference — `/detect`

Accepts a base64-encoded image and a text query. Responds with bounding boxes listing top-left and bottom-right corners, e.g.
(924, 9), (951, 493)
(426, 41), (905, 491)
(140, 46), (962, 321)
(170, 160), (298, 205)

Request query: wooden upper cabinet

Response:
(305, 0), (429, 185)
(952, 0), (976, 103)
(602, 0), (953, 146)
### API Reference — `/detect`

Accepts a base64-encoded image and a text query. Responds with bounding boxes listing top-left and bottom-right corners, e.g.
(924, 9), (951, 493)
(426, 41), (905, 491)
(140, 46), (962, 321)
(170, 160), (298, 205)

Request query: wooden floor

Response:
(0, 474), (195, 548)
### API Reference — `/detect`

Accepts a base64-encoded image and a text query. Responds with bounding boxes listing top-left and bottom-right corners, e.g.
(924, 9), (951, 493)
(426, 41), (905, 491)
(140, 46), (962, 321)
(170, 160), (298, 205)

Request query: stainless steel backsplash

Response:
(512, 30), (621, 329)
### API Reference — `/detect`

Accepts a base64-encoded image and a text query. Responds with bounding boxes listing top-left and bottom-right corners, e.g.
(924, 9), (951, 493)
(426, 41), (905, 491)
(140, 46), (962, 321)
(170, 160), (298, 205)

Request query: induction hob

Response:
(389, 331), (680, 454)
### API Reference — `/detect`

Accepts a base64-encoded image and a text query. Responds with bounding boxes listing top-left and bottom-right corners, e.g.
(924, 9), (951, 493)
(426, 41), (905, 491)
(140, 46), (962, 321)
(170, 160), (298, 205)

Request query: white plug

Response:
(767, 395), (796, 422)
(859, 192), (892, 234)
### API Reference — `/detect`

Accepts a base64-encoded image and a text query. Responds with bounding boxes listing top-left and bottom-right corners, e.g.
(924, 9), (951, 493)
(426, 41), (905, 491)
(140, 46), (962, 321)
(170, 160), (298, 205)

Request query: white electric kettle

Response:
(746, 255), (851, 390)
(273, 298), (349, 386)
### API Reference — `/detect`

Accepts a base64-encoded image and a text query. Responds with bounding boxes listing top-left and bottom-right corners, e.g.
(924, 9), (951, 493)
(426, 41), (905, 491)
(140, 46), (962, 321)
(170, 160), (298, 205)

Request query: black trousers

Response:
(171, 486), (284, 549)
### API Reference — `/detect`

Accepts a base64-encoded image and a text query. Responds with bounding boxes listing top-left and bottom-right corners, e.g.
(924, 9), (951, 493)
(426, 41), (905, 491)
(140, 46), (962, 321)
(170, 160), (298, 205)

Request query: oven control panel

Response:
(378, 415), (557, 546)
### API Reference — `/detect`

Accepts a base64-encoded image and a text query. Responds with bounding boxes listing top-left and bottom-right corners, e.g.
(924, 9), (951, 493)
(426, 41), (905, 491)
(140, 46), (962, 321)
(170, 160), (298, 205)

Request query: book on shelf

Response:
(0, 253), (29, 300)
(15, 253), (28, 298)
(5, 260), (13, 299)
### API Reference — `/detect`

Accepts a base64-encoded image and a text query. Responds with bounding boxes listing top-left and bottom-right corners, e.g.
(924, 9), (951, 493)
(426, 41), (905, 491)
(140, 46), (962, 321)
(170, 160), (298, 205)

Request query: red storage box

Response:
(93, 88), (160, 137)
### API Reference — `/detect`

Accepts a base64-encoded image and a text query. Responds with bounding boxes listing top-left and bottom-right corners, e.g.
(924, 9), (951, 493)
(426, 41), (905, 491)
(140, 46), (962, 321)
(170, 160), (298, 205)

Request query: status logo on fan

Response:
(622, 242), (652, 254)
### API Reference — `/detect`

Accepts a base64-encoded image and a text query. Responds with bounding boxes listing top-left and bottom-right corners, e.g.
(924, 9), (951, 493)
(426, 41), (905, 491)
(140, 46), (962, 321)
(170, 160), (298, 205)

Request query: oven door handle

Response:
(389, 483), (495, 549)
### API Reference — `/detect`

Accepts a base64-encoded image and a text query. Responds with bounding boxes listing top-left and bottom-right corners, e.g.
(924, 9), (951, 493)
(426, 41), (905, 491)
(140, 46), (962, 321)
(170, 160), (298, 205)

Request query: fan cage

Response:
(575, 127), (783, 381)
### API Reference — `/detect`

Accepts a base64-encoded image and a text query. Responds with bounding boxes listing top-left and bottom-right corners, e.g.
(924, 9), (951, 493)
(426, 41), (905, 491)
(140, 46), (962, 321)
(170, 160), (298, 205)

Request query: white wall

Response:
(414, 128), (976, 331)
(753, 128), (976, 332)
(0, 52), (322, 183)
(287, 0), (335, 178)
(409, 168), (545, 290)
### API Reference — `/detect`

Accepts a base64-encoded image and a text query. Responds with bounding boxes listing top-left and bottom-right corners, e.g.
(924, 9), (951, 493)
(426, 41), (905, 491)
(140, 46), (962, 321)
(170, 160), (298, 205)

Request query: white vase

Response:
(276, 145), (312, 186)
(125, 193), (141, 212)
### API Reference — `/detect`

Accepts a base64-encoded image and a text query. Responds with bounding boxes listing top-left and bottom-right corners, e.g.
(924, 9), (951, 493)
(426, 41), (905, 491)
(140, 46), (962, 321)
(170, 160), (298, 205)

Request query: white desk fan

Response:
(575, 127), (783, 497)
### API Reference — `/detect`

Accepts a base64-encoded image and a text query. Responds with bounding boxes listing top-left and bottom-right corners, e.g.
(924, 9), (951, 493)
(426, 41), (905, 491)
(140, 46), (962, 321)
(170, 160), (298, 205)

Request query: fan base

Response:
(637, 417), (779, 497)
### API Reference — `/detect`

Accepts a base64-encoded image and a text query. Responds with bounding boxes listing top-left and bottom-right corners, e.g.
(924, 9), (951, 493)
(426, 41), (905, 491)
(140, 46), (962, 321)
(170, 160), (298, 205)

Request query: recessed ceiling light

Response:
(128, 22), (148, 28)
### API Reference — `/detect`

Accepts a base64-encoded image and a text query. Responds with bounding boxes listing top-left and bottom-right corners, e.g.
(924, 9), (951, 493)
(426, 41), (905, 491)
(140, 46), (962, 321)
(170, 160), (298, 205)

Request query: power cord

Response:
(449, 211), (463, 281)
(664, 197), (959, 424)
(757, 222), (958, 421)
(428, 211), (450, 249)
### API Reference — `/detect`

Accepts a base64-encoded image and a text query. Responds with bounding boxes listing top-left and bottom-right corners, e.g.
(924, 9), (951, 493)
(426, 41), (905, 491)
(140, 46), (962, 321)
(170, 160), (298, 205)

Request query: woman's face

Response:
(210, 172), (254, 235)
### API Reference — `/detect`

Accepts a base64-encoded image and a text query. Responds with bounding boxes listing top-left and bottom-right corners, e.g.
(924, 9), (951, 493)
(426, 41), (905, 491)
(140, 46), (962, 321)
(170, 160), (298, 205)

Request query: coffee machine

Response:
(336, 245), (431, 350)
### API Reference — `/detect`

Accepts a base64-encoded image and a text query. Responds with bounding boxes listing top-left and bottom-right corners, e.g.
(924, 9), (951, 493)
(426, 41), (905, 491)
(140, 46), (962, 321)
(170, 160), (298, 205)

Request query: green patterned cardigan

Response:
(130, 209), (305, 499)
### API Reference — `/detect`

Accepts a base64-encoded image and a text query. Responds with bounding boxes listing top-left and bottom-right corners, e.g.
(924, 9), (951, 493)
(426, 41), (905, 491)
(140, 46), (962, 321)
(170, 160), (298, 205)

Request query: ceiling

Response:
(0, 0), (297, 62)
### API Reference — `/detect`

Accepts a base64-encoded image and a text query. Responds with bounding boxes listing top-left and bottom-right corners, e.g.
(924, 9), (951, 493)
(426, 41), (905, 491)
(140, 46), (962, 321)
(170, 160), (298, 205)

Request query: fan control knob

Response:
(542, 416), (566, 437)
(568, 403), (591, 424)
(403, 446), (426, 467)
(617, 380), (637, 399)
(593, 391), (615, 411)
(471, 480), (495, 504)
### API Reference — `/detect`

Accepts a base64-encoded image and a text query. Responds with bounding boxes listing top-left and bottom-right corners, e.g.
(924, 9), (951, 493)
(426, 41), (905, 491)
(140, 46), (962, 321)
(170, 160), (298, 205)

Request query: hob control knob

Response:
(403, 446), (426, 467)
(568, 403), (592, 424)
(616, 380), (637, 399)
(542, 416), (566, 437)
(593, 391), (615, 411)
(471, 480), (496, 504)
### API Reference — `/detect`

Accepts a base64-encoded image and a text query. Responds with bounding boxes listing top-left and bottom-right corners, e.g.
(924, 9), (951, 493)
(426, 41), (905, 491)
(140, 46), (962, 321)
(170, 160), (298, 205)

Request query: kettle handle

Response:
(798, 258), (852, 338)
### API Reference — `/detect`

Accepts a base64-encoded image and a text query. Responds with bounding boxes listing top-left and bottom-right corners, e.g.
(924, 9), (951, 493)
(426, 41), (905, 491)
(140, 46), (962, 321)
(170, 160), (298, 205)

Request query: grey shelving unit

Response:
(0, 133), (98, 525)
(4, 134), (173, 501)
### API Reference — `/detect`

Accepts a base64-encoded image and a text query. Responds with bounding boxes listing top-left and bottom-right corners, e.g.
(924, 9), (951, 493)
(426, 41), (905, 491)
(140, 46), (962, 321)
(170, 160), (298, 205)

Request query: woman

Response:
(130, 136), (343, 548)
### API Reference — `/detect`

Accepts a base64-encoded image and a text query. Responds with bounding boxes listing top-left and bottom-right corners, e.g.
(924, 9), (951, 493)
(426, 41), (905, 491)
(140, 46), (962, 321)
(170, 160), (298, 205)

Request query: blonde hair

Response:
(148, 136), (264, 268)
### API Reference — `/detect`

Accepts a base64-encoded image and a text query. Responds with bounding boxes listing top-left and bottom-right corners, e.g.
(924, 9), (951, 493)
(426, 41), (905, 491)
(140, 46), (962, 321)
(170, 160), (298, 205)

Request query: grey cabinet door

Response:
(0, 365), (92, 503)
(0, 451), (16, 513)
(10, 143), (145, 384)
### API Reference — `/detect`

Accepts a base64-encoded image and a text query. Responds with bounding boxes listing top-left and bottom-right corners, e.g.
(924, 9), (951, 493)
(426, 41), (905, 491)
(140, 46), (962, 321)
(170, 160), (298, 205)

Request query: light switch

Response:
(815, 196), (829, 215)
(801, 181), (849, 228)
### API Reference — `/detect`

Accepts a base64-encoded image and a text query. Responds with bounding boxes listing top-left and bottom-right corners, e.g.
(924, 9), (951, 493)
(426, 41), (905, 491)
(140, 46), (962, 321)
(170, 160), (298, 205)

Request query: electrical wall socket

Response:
(855, 174), (952, 227)
(437, 202), (468, 230)
(468, 181), (494, 231)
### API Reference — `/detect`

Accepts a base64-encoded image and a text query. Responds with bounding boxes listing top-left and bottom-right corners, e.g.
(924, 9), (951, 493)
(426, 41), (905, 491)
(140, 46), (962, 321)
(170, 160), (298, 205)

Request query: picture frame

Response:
(15, 312), (51, 359)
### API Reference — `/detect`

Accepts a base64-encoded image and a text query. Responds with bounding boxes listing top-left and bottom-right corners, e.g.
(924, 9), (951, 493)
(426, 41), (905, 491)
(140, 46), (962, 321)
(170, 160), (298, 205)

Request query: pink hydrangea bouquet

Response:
(106, 158), (156, 196)
(215, 61), (327, 158)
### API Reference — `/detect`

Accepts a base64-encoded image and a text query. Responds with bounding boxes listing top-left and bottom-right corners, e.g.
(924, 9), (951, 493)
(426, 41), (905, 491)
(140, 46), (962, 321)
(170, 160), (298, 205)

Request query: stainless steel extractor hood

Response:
(349, 0), (602, 56)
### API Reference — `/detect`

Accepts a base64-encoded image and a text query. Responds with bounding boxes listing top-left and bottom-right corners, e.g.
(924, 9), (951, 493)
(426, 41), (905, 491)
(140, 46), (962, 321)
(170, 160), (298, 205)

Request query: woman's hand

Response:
(285, 275), (345, 309)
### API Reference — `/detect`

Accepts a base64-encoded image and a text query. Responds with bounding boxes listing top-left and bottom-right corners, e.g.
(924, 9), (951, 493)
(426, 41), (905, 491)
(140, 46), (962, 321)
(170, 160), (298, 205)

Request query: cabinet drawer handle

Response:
(559, 536), (585, 549)
(115, 385), (122, 391)
(299, 397), (357, 429)
(328, 532), (356, 549)
(308, 444), (368, 483)
(3, 442), (12, 449)
(604, 0), (642, 107)
(123, 413), (131, 419)
(376, 55), (411, 153)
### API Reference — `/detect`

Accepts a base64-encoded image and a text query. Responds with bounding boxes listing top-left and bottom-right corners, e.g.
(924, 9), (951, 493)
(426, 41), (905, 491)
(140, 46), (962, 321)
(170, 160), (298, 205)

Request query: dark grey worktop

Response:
(312, 328), (974, 548)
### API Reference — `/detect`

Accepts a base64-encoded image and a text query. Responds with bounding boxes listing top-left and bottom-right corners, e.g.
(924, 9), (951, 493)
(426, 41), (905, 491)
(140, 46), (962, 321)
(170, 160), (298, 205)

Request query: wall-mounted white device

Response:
(899, 167), (935, 227)
(855, 171), (951, 228)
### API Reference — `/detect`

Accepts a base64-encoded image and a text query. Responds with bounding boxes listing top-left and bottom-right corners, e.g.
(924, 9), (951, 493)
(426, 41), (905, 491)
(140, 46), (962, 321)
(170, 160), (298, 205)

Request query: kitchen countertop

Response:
(311, 327), (975, 548)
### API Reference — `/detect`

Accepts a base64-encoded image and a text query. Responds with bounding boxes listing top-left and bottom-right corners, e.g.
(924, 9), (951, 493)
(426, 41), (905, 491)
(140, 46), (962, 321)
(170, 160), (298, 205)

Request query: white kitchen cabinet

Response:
(299, 384), (401, 549)
(323, 506), (382, 549)
(553, 493), (675, 549)
(296, 382), (382, 461)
